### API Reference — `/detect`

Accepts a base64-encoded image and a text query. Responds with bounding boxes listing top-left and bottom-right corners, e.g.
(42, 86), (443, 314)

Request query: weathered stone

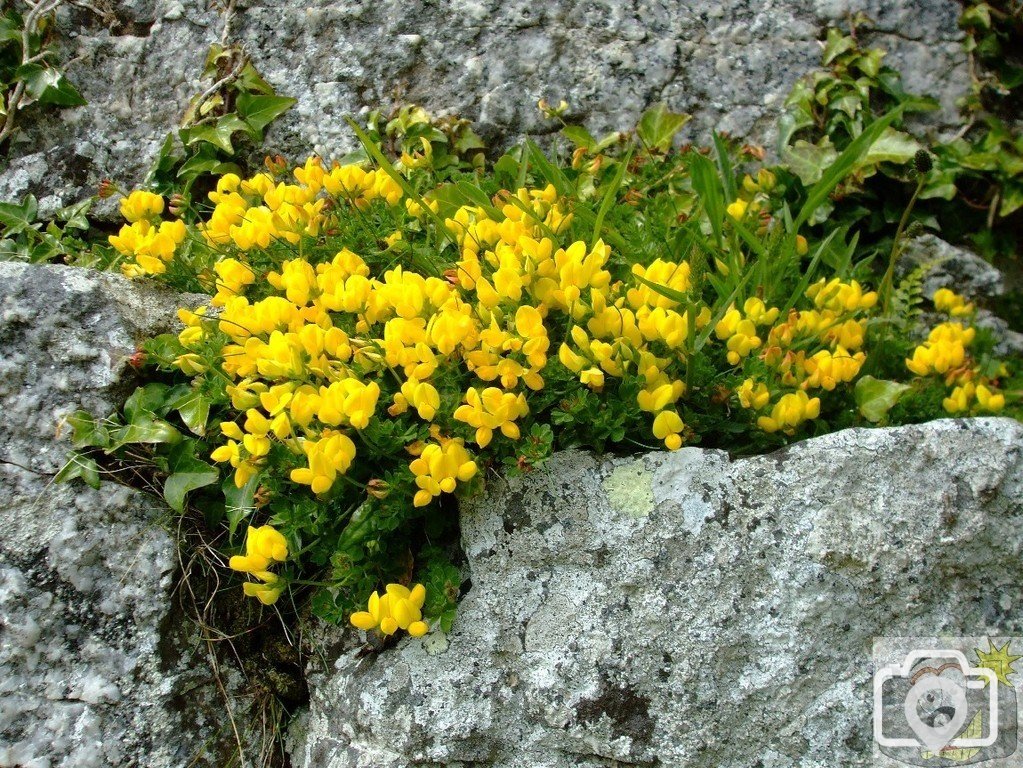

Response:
(899, 234), (1023, 357)
(1, 0), (969, 214)
(0, 263), (241, 768)
(901, 234), (1006, 300)
(291, 418), (1023, 768)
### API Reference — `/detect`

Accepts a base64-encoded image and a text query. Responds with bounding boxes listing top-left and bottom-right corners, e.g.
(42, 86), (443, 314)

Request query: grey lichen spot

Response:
(603, 460), (654, 518)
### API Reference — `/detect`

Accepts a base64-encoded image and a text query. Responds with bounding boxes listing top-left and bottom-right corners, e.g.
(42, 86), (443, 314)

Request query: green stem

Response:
(880, 176), (924, 316)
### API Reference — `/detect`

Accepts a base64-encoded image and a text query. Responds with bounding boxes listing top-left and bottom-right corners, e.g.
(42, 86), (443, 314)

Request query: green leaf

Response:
(168, 389), (211, 436)
(855, 376), (911, 423)
(109, 419), (182, 449)
(236, 92), (296, 136)
(0, 195), (38, 234)
(65, 410), (112, 449)
(822, 28), (855, 64)
(57, 198), (92, 230)
(224, 474), (259, 539)
(689, 151), (726, 249)
(636, 102), (691, 152)
(863, 127), (921, 165)
(176, 147), (222, 182)
(782, 139), (839, 185)
(15, 64), (86, 106)
(999, 181), (1023, 218)
(561, 125), (596, 150)
(182, 113), (249, 153)
(55, 452), (101, 489)
(235, 60), (275, 95)
(163, 443), (219, 512)
(793, 105), (905, 232)
(590, 146), (632, 249)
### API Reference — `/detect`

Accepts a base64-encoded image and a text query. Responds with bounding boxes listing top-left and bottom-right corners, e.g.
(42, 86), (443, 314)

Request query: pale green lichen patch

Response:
(423, 630), (450, 656)
(603, 460), (654, 518)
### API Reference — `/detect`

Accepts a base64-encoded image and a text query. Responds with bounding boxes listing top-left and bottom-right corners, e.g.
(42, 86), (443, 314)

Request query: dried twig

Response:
(0, 0), (64, 149)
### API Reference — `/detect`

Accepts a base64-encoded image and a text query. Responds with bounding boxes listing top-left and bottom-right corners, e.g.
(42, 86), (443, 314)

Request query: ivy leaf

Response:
(236, 92), (296, 136)
(636, 102), (691, 153)
(822, 28), (855, 65)
(181, 113), (249, 153)
(65, 410), (111, 449)
(167, 388), (211, 436)
(0, 194), (38, 235)
(855, 376), (911, 423)
(999, 181), (1023, 218)
(164, 443), (219, 512)
(57, 198), (92, 230)
(14, 64), (86, 106)
(55, 452), (101, 489)
(863, 127), (921, 166)
(109, 418), (182, 450)
(782, 139), (839, 185)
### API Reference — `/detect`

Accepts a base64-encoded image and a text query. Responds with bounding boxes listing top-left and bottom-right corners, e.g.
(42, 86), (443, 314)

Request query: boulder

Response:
(2, 0), (969, 214)
(291, 418), (1023, 768)
(0, 263), (244, 768)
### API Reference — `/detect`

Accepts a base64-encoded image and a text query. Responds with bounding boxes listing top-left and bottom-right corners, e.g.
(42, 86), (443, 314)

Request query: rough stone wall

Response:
(291, 418), (1023, 768)
(1, 0), (969, 214)
(0, 262), (242, 768)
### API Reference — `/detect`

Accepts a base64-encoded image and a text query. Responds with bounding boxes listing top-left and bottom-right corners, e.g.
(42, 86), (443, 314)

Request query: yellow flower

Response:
(242, 575), (285, 606)
(737, 379), (770, 410)
(119, 190), (165, 222)
(410, 438), (478, 507)
(453, 387), (529, 447)
(229, 524), (288, 574)
(289, 430), (358, 494)
(932, 288), (975, 318)
(652, 410), (685, 450)
(726, 199), (749, 219)
(756, 391), (821, 434)
(350, 583), (429, 637)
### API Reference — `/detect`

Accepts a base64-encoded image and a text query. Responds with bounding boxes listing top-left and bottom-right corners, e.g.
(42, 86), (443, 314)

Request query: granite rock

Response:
(291, 418), (1023, 768)
(0, 262), (243, 768)
(1, 0), (969, 214)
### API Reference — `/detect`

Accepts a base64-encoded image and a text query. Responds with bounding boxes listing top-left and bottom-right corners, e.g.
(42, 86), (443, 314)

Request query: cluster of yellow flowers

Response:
(906, 289), (1006, 415)
(114, 154), (1013, 616)
(108, 190), (187, 277)
(350, 583), (430, 637)
(228, 525), (289, 605)
(159, 161), (902, 500)
(199, 158), (402, 251)
(720, 280), (874, 434)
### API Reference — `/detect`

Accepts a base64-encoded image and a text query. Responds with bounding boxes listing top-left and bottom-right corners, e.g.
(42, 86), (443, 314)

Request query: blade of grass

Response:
(345, 116), (451, 237)
(713, 133), (736, 202)
(590, 146), (633, 249)
(515, 141), (530, 190)
(525, 140), (572, 196)
(777, 228), (840, 315)
(792, 105), (905, 232)
(689, 152), (724, 249)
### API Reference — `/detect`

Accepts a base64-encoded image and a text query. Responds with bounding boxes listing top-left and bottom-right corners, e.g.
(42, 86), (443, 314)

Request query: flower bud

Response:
(367, 479), (390, 499)
(168, 193), (186, 217)
(265, 154), (288, 175)
(914, 149), (933, 175)
(97, 179), (117, 199)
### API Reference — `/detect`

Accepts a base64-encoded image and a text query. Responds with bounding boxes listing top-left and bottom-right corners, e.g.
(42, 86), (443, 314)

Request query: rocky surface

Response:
(2, 0), (969, 214)
(0, 263), (241, 768)
(291, 418), (1023, 768)
(901, 234), (1023, 356)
